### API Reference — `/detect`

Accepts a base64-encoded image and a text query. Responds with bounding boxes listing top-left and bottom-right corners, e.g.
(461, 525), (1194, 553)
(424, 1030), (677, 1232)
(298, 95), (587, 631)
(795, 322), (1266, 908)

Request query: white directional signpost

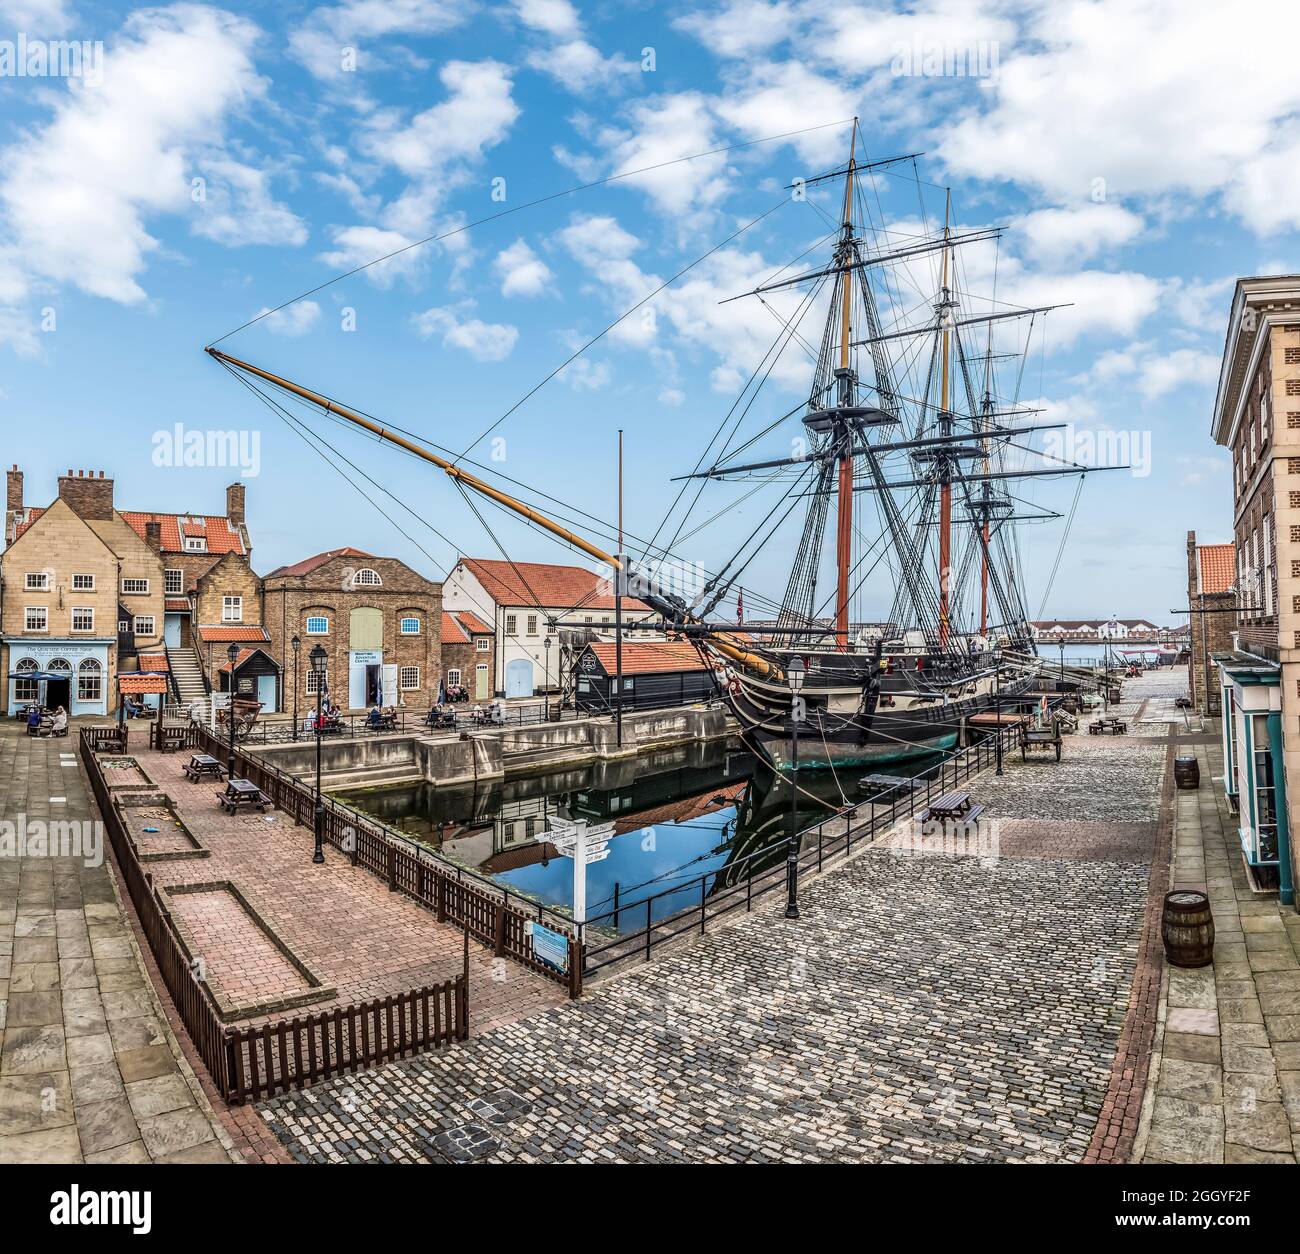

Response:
(540, 817), (614, 925)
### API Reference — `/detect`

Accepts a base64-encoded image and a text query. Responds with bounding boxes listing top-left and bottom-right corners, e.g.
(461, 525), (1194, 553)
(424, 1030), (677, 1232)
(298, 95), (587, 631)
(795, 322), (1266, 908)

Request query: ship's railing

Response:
(577, 721), (1020, 978)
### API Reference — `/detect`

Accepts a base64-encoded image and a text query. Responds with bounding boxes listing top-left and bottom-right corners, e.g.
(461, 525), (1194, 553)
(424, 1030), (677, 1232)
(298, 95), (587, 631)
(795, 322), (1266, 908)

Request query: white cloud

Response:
(413, 305), (518, 360)
(512, 0), (580, 36)
(191, 157), (307, 247)
(527, 39), (636, 93)
(289, 0), (468, 82)
(1135, 348), (1220, 399)
(0, 0), (72, 31)
(659, 386), (685, 406)
(494, 238), (552, 297)
(714, 61), (856, 166)
(0, 6), (274, 304)
(320, 224), (423, 286)
(674, 0), (796, 58)
(257, 299), (321, 336)
(1014, 204), (1143, 266)
(559, 356), (610, 390)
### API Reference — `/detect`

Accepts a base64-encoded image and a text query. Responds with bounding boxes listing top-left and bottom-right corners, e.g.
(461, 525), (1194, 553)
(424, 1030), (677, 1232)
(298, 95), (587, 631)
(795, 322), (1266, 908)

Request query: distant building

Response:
(440, 610), (494, 702)
(261, 547), (441, 711)
(443, 558), (661, 699)
(1029, 618), (1164, 640)
(1185, 533), (1236, 715)
(1209, 274), (1298, 902)
(573, 640), (718, 713)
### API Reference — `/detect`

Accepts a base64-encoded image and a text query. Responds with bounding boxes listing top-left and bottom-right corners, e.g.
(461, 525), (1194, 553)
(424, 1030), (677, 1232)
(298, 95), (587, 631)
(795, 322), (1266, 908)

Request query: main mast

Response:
(833, 122), (858, 652)
(937, 191), (953, 651)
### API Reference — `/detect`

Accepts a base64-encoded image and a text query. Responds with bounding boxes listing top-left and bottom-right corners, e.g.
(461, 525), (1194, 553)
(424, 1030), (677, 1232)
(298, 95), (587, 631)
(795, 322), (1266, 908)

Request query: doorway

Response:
(46, 678), (70, 710)
(505, 658), (533, 698)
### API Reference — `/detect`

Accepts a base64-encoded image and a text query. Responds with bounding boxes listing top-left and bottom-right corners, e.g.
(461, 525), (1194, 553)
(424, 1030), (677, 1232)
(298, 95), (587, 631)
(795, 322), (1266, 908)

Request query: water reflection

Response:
(334, 738), (940, 932)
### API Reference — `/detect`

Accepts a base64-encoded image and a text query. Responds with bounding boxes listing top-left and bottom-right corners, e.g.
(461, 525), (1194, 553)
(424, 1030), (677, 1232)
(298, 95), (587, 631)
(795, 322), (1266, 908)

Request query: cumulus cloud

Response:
(191, 157), (308, 248)
(512, 0), (581, 37)
(673, 0), (796, 58)
(494, 238), (552, 297)
(289, 0), (468, 82)
(319, 224), (424, 286)
(1014, 204), (1144, 266)
(412, 304), (518, 361)
(256, 299), (321, 336)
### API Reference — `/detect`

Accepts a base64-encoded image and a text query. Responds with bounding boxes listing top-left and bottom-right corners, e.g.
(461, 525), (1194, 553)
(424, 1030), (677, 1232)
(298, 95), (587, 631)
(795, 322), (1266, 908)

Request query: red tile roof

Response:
(441, 611), (470, 644)
(135, 654), (169, 672)
(1197, 544), (1236, 595)
(458, 558), (650, 613)
(196, 625), (271, 643)
(585, 640), (712, 675)
(119, 675), (169, 694)
(164, 598), (191, 612)
(441, 610), (492, 643)
(454, 610), (492, 635)
(266, 547), (375, 578)
(14, 506), (246, 554)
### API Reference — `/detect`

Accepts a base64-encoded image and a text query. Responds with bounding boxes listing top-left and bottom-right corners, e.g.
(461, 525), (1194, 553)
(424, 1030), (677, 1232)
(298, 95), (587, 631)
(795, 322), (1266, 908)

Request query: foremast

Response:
(833, 124), (858, 653)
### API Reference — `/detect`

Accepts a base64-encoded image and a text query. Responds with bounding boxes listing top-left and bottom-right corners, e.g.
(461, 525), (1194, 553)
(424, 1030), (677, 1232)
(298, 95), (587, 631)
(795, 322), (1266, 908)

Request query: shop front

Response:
(5, 638), (112, 718)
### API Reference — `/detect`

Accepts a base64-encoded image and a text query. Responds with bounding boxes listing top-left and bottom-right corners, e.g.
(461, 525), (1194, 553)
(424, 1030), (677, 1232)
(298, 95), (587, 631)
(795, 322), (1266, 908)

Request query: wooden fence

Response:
(79, 729), (469, 1104)
(188, 724), (581, 994)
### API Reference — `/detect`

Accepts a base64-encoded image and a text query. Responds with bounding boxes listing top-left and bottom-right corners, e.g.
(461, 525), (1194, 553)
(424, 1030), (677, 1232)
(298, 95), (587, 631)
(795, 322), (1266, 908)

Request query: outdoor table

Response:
(217, 777), (268, 814)
(184, 753), (224, 783)
(925, 790), (972, 820)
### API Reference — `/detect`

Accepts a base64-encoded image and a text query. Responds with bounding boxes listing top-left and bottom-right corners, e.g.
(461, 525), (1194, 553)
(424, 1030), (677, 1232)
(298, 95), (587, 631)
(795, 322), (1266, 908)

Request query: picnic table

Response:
(217, 777), (268, 814)
(365, 711), (398, 732)
(1089, 716), (1127, 736)
(184, 753), (224, 783)
(919, 789), (986, 831)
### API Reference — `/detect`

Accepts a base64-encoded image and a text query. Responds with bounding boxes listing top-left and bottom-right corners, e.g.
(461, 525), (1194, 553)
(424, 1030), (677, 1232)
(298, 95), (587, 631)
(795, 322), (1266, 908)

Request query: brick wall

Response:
(193, 553), (266, 689)
(442, 629), (494, 699)
(57, 469), (114, 521)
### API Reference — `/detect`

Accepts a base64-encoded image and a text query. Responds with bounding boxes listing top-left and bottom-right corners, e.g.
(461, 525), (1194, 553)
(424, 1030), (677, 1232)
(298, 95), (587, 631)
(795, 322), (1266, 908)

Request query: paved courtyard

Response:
(0, 722), (232, 1163)
(259, 670), (1176, 1163)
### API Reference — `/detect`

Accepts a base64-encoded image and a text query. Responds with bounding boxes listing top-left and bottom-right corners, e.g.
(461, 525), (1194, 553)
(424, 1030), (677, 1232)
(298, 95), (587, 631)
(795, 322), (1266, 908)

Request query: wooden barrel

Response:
(1162, 890), (1214, 968)
(1173, 755), (1201, 790)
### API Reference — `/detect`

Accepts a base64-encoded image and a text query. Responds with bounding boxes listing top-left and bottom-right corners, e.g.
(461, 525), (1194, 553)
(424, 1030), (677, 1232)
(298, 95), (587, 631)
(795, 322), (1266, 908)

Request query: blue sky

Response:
(0, 0), (1294, 626)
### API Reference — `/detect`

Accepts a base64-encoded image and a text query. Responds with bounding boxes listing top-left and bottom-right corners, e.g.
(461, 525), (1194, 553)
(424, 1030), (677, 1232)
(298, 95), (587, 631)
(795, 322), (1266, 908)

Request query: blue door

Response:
(505, 658), (534, 698)
(164, 614), (182, 648)
(257, 673), (277, 713)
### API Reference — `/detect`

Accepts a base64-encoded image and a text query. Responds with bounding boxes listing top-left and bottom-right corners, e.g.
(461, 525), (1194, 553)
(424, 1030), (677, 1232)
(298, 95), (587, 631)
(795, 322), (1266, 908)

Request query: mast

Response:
(979, 320), (993, 637)
(834, 120), (858, 652)
(937, 190), (953, 651)
(615, 428), (623, 747)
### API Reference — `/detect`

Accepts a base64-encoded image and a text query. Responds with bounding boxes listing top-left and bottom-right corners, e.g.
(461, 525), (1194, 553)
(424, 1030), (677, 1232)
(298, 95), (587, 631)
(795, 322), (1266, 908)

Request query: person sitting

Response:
(26, 705), (43, 736)
(366, 704), (385, 729)
(49, 705), (68, 737)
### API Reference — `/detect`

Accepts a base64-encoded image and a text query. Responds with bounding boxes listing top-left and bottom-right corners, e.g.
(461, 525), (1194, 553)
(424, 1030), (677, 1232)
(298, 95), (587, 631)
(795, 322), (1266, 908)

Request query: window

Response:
(306, 616), (328, 635)
(504, 614), (517, 636)
(133, 615), (156, 636)
(118, 619), (130, 634)
(13, 657), (38, 703)
(121, 578), (149, 595)
(476, 637), (490, 652)
(400, 617), (421, 635)
(77, 658), (102, 703)
(24, 572), (49, 590)
(72, 573), (95, 591)
(352, 569), (382, 586)
(306, 668), (327, 695)
(399, 666), (420, 690)
(48, 657), (71, 675)
(25, 607), (47, 632)
(222, 596), (243, 622)
(184, 537), (207, 552)
(72, 607), (94, 632)
(1252, 713), (1279, 862)
(447, 668), (462, 686)
(165, 569), (183, 595)
(527, 615), (538, 635)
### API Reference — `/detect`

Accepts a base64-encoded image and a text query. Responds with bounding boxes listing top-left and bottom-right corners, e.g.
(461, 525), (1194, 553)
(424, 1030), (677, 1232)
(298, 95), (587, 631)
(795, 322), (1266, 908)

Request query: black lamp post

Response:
(994, 649), (1003, 776)
(225, 642), (239, 781)
(291, 634), (301, 742)
(543, 634), (552, 722)
(310, 644), (327, 864)
(1058, 639), (1065, 682)
(784, 656), (806, 920)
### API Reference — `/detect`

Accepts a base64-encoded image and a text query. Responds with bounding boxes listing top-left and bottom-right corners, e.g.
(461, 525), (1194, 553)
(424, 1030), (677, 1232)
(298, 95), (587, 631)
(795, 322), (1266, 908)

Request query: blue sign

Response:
(530, 922), (570, 973)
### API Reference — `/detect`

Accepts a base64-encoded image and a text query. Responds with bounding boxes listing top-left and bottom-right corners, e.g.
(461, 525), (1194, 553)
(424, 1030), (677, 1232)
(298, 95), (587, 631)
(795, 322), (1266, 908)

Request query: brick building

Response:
(1210, 275), (1300, 903)
(1185, 533), (1236, 715)
(262, 548), (442, 711)
(440, 610), (494, 702)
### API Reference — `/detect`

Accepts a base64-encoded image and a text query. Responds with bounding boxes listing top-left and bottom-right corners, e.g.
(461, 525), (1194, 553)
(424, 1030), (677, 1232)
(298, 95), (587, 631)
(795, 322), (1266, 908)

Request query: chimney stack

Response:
(57, 468), (114, 521)
(226, 481), (246, 528)
(6, 464), (22, 513)
(144, 520), (162, 553)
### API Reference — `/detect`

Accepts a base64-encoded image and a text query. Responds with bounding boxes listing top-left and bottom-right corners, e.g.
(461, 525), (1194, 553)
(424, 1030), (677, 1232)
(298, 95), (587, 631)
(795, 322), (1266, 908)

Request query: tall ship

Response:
(206, 122), (1104, 771)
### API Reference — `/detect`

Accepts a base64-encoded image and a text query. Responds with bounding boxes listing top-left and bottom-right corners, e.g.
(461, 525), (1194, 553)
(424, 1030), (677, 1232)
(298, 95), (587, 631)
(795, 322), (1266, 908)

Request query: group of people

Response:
(25, 704), (68, 737)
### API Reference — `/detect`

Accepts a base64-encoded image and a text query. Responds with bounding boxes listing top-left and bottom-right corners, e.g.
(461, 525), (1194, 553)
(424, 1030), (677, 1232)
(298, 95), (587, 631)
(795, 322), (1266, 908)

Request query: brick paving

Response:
(0, 721), (234, 1164)
(1138, 727), (1300, 1164)
(258, 670), (1176, 1164)
(126, 732), (565, 1033)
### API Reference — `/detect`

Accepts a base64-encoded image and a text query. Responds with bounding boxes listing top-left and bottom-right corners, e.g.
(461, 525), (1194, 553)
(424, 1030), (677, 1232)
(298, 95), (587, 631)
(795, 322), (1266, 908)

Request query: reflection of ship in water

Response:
(336, 739), (935, 916)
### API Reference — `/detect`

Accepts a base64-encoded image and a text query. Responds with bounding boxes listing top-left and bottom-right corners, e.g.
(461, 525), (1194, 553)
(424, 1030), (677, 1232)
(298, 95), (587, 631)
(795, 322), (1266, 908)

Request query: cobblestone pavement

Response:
(1140, 733), (1300, 1164)
(127, 733), (564, 1032)
(259, 674), (1170, 1164)
(0, 721), (234, 1163)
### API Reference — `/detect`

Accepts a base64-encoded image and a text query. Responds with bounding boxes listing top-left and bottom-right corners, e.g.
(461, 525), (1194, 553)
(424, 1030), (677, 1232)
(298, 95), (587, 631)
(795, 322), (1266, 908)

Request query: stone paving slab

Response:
(0, 721), (232, 1164)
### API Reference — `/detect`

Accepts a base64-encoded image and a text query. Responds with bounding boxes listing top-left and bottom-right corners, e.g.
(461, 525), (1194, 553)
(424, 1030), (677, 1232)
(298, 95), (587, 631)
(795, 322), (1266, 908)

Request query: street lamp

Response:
(784, 656), (806, 920)
(1058, 639), (1065, 683)
(225, 642), (239, 782)
(291, 634), (301, 742)
(994, 648), (1003, 776)
(310, 644), (328, 865)
(543, 633), (552, 722)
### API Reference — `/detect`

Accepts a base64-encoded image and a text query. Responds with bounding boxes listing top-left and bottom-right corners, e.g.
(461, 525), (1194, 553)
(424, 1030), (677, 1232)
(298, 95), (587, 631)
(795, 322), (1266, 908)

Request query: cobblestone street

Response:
(259, 669), (1178, 1163)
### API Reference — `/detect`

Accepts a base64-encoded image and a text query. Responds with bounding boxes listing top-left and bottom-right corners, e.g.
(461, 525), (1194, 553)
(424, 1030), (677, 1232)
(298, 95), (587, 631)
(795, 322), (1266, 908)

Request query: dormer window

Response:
(184, 537), (207, 552)
(352, 568), (382, 586)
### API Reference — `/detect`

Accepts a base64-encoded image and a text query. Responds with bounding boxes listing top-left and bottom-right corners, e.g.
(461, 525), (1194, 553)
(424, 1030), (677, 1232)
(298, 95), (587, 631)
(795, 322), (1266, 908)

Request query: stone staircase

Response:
(166, 644), (209, 716)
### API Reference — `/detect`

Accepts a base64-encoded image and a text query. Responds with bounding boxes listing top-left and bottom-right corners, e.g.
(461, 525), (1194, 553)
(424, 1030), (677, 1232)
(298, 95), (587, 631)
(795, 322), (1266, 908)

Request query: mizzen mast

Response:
(833, 121), (858, 652)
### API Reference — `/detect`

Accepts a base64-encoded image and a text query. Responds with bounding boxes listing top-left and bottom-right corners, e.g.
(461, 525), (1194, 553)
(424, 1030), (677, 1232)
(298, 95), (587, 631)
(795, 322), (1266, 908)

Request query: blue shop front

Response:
(5, 637), (112, 718)
(1215, 651), (1293, 905)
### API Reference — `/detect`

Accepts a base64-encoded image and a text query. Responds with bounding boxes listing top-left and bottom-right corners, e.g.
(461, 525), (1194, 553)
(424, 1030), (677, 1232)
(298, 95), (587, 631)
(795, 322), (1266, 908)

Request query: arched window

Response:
(47, 657), (72, 674)
(352, 569), (382, 587)
(77, 657), (102, 703)
(14, 657), (38, 703)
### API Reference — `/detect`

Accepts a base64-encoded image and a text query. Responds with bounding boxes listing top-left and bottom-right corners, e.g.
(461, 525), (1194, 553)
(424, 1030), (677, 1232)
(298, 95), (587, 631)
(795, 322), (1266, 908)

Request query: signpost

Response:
(539, 817), (614, 925)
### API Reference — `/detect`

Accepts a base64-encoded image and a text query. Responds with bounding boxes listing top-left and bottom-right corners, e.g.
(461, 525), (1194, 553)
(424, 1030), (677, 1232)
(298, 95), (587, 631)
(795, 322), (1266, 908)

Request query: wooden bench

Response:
(918, 790), (986, 833)
(216, 778), (268, 814)
(184, 753), (224, 783)
(152, 724), (189, 753)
